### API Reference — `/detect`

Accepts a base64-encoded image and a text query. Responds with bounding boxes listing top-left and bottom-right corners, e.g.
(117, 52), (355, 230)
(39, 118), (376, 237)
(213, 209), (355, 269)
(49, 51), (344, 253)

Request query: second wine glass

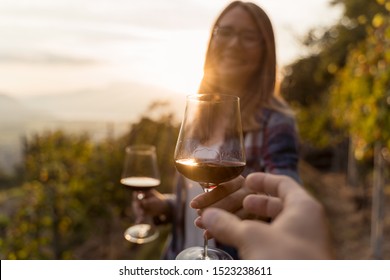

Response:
(174, 93), (246, 260)
(120, 145), (161, 244)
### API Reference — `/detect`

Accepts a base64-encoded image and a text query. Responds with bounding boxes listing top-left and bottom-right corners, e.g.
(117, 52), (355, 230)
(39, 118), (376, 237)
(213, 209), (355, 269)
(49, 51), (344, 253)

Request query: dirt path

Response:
(300, 162), (390, 260)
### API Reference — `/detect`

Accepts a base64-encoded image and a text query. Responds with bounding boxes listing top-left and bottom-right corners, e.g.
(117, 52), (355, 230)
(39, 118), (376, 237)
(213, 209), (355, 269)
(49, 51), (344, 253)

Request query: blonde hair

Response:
(198, 1), (293, 132)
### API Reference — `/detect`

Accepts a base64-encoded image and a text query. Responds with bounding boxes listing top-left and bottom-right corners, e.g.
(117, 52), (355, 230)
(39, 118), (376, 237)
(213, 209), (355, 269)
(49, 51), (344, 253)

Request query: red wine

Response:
(120, 177), (160, 191)
(175, 159), (245, 185)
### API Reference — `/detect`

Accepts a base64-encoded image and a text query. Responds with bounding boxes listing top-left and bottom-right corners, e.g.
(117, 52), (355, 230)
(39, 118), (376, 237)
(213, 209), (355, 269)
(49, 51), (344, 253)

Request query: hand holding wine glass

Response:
(120, 145), (161, 244)
(174, 94), (246, 260)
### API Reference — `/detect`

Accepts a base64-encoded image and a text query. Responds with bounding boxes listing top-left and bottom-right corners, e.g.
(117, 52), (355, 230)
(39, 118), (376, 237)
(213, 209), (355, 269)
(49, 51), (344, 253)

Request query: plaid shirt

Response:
(243, 108), (301, 182)
(161, 108), (301, 259)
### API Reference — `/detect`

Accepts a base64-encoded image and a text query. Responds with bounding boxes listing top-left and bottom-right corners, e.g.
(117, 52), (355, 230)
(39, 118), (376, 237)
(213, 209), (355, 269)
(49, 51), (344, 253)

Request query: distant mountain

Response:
(21, 82), (186, 122)
(0, 93), (55, 124)
(0, 93), (58, 174)
(0, 83), (186, 174)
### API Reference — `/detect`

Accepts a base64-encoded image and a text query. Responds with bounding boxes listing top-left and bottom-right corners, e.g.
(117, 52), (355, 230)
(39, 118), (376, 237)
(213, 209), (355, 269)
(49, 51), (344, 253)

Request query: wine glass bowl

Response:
(174, 94), (246, 259)
(120, 145), (161, 244)
(174, 158), (245, 191)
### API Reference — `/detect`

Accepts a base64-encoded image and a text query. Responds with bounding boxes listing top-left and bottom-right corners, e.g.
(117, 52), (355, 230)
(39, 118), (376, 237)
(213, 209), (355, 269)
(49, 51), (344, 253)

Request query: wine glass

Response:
(174, 93), (246, 260)
(120, 145), (161, 244)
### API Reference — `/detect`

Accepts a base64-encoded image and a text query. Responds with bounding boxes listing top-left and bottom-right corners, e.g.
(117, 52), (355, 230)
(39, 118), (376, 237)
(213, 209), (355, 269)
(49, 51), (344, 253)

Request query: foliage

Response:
(2, 131), (94, 259)
(281, 0), (390, 150)
(329, 10), (390, 159)
(0, 110), (179, 259)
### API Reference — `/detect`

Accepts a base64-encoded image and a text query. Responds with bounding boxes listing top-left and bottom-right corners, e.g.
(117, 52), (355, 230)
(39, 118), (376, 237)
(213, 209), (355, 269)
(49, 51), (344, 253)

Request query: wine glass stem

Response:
(203, 236), (208, 259)
(136, 191), (145, 200)
(134, 191), (145, 223)
(200, 184), (215, 260)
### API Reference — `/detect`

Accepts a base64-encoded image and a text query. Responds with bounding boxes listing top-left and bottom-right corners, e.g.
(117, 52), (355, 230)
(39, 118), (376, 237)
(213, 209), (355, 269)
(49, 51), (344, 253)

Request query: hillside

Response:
(0, 93), (54, 124)
(0, 94), (57, 173)
(0, 83), (185, 174)
(21, 82), (185, 122)
(0, 154), (388, 259)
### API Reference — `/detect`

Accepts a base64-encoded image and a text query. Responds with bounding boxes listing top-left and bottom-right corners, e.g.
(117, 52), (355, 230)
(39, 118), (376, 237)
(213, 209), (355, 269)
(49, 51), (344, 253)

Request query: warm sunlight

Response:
(0, 0), (342, 124)
(0, 29), (209, 99)
(151, 30), (209, 96)
(0, 0), (342, 101)
(5, 0), (390, 270)
(114, 29), (210, 96)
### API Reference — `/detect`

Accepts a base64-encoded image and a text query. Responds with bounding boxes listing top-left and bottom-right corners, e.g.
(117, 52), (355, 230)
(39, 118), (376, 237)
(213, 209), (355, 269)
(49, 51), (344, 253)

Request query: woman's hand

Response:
(134, 189), (172, 218)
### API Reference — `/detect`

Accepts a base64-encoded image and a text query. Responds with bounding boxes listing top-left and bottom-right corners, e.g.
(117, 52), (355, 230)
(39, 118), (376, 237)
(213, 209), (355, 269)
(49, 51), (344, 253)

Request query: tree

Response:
(281, 0), (390, 258)
(3, 131), (94, 259)
(329, 5), (390, 259)
(281, 0), (389, 151)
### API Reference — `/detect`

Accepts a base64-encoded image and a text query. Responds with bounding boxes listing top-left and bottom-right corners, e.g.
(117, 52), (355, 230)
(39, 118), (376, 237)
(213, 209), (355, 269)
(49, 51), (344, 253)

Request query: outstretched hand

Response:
(200, 173), (333, 259)
(190, 175), (282, 238)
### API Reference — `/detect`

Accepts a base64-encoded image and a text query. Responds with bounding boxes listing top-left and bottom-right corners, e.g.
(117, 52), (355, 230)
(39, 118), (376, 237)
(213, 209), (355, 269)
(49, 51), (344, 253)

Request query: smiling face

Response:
(200, 2), (280, 131)
(209, 6), (263, 91)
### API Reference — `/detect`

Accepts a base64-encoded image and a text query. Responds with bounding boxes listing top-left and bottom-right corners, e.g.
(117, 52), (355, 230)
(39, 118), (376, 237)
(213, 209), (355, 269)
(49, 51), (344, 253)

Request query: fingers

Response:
(201, 208), (244, 248)
(195, 207), (251, 235)
(194, 217), (214, 240)
(245, 173), (298, 201)
(243, 194), (283, 218)
(190, 176), (245, 209)
(143, 189), (165, 200)
(140, 190), (170, 216)
(245, 173), (323, 227)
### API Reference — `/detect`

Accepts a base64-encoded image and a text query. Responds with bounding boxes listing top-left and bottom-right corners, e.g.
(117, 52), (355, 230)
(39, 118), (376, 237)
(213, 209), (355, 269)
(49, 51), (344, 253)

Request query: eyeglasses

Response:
(213, 26), (262, 48)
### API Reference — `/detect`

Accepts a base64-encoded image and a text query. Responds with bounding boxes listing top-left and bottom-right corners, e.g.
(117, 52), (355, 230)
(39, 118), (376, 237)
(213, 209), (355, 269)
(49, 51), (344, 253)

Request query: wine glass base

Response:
(124, 224), (159, 244)
(175, 246), (233, 260)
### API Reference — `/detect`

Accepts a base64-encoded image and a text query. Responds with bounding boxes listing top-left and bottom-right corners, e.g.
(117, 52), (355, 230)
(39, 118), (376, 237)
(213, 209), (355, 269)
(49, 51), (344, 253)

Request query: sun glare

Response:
(125, 29), (210, 96)
(160, 32), (208, 95)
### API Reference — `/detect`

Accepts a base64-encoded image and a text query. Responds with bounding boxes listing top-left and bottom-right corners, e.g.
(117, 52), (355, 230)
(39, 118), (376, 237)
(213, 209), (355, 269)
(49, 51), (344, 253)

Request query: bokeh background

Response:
(0, 0), (389, 259)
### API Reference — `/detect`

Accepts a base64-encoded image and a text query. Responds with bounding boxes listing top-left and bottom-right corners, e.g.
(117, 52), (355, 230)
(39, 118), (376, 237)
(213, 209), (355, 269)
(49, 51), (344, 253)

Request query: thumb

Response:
(201, 208), (242, 248)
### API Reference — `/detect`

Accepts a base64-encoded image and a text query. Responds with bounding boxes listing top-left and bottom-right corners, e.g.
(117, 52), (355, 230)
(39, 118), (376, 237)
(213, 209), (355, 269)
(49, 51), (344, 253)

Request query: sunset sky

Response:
(0, 0), (342, 99)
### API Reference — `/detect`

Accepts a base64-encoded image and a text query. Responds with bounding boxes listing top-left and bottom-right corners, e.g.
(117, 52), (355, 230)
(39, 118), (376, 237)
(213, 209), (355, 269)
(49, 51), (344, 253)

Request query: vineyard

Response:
(0, 0), (389, 260)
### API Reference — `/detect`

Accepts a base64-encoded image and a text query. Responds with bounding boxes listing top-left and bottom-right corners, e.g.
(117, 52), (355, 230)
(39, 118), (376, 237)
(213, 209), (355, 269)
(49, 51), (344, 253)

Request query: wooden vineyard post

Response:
(370, 142), (385, 259)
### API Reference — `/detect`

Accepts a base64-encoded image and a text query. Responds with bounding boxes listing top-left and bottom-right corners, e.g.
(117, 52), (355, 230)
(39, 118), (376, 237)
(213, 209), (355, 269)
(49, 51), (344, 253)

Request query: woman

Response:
(142, 1), (300, 259)
(199, 1), (299, 180)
